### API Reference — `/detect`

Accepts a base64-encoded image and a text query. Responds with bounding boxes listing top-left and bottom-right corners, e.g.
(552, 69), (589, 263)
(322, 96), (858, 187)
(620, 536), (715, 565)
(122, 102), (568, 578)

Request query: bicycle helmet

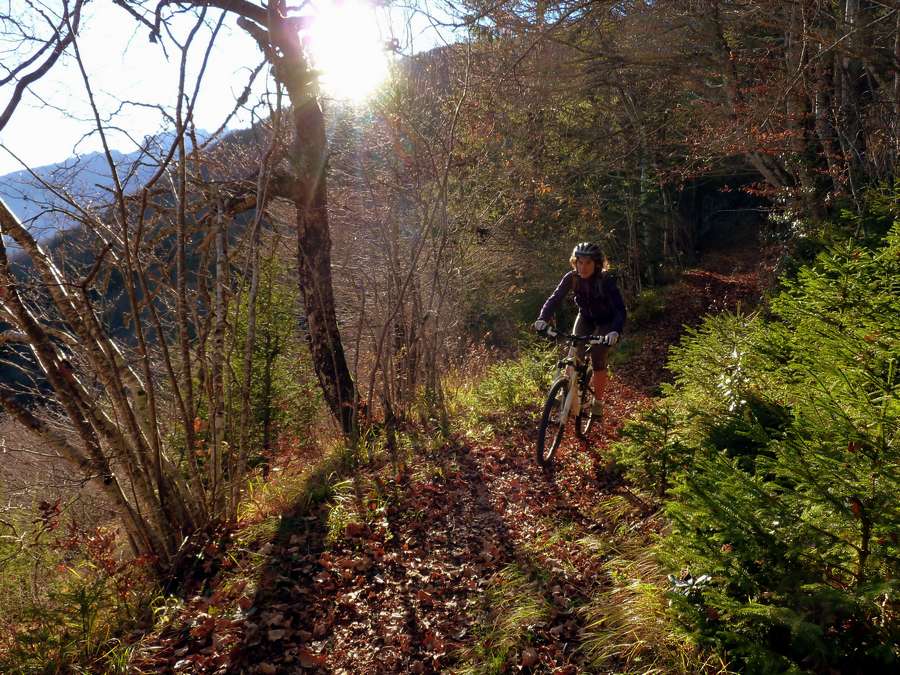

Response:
(572, 241), (603, 262)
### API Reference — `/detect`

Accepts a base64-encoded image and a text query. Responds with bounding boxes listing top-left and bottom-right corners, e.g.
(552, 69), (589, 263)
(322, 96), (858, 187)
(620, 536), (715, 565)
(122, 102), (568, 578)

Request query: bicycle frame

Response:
(555, 355), (583, 427)
(536, 327), (610, 463)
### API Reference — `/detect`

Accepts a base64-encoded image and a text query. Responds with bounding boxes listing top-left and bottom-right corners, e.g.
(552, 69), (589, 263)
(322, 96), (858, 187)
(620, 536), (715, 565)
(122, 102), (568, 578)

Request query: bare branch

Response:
(0, 0), (85, 132)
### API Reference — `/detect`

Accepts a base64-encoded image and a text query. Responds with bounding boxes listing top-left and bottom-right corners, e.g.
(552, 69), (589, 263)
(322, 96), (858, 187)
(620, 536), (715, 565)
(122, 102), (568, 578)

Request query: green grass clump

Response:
(456, 564), (552, 674)
(581, 543), (732, 675)
(447, 340), (556, 439)
(323, 471), (392, 546)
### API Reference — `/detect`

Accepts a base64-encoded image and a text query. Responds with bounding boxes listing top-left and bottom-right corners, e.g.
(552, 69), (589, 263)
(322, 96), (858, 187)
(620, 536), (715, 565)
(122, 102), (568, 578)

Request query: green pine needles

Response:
(613, 223), (900, 672)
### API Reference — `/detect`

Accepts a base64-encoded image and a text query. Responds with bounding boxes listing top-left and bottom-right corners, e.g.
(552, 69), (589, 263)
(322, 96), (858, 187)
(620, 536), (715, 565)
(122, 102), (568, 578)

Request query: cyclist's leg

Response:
(589, 321), (613, 414)
(591, 324), (611, 414)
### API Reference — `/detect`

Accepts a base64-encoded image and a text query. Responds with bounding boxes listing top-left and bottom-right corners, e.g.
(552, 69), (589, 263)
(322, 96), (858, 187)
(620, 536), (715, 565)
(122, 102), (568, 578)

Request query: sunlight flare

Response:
(306, 1), (391, 101)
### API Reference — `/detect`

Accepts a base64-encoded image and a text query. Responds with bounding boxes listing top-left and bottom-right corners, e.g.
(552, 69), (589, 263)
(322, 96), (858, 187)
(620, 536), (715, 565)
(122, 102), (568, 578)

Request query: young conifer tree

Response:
(660, 223), (899, 671)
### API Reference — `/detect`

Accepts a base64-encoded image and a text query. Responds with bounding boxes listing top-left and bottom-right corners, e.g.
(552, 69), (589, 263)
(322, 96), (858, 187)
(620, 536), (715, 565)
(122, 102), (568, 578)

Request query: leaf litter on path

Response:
(130, 243), (767, 673)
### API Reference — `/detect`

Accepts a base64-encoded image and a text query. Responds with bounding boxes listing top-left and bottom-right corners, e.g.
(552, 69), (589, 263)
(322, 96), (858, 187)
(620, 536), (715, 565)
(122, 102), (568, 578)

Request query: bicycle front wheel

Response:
(537, 378), (569, 468)
(576, 365), (595, 438)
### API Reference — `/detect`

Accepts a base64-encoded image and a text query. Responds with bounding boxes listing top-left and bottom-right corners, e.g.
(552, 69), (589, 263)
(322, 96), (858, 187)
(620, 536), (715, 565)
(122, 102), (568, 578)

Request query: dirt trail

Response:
(132, 237), (767, 674)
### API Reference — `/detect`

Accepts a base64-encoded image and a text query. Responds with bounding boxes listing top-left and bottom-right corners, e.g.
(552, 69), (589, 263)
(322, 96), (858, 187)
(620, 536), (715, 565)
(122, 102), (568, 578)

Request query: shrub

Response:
(627, 286), (669, 329)
(0, 512), (154, 673)
(621, 223), (900, 672)
(611, 401), (694, 499)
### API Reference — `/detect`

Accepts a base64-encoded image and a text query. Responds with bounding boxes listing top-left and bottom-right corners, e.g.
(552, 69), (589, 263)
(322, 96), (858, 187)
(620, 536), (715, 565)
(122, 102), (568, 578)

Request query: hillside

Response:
(124, 228), (769, 673)
(1, 2), (897, 672)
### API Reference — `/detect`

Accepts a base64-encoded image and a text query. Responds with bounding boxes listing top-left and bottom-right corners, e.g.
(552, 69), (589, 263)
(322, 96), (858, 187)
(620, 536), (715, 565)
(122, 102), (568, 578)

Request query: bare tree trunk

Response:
(132, 193), (208, 517)
(175, 102), (198, 460)
(784, 1), (824, 222)
(707, 0), (792, 193)
(812, 44), (841, 195)
(291, 97), (357, 435)
(231, 0), (357, 436)
(836, 0), (864, 210)
(233, 122), (281, 514)
(210, 199), (227, 512)
(0, 199), (175, 562)
(893, 9), (899, 179)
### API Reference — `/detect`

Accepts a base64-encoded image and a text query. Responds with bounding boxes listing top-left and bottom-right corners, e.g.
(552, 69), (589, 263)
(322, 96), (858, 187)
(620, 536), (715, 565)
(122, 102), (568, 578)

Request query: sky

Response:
(0, 0), (454, 176)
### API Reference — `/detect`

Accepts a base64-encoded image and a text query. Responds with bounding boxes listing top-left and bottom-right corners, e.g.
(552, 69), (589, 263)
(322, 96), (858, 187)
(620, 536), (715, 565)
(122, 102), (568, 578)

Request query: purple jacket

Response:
(538, 270), (626, 333)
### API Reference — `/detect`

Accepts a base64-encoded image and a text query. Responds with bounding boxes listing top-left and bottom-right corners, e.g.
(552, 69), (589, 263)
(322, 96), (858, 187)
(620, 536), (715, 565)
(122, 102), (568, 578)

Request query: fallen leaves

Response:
(298, 648), (327, 668)
(266, 628), (287, 641)
(126, 250), (764, 674)
(344, 521), (367, 538)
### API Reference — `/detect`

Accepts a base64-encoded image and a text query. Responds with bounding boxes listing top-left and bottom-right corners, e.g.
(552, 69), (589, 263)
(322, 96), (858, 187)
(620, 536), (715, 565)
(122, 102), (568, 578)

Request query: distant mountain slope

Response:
(0, 132), (208, 236)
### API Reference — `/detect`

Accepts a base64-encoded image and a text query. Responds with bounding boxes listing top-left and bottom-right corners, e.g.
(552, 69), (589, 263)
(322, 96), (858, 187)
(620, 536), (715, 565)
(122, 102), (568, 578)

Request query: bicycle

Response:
(535, 327), (611, 469)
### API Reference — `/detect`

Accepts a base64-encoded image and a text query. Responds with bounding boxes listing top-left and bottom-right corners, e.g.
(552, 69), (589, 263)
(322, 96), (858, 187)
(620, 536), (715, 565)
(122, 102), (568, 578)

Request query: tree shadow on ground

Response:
(220, 432), (623, 674)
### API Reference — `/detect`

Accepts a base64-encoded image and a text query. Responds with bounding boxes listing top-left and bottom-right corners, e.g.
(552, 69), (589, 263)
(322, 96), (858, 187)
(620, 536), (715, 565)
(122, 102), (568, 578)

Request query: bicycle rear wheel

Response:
(537, 378), (568, 468)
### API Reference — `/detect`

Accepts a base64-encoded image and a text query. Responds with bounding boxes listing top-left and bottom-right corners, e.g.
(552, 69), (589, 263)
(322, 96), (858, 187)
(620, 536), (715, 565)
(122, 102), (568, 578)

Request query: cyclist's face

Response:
(575, 256), (596, 278)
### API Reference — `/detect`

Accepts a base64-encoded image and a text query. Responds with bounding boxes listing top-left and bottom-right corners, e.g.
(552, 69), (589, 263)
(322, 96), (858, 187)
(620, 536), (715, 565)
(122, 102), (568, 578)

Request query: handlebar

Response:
(541, 326), (610, 346)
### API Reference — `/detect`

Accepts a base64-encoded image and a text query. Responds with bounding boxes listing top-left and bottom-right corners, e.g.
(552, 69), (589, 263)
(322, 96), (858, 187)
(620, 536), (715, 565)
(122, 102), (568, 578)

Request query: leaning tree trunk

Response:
(195, 0), (358, 435)
(235, 1), (357, 435)
(0, 198), (188, 567)
(289, 97), (356, 434)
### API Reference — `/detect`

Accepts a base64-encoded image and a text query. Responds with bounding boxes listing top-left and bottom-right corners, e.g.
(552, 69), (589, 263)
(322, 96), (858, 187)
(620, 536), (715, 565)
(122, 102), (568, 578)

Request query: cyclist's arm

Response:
(537, 270), (576, 322)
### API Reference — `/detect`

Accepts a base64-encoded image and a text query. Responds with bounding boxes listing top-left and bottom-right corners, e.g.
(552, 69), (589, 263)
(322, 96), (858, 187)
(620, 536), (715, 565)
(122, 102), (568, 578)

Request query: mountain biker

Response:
(533, 242), (626, 419)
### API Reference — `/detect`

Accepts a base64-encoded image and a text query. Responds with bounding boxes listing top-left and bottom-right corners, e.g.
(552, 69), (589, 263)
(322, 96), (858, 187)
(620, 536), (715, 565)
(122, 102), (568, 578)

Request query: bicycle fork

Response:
(561, 364), (580, 421)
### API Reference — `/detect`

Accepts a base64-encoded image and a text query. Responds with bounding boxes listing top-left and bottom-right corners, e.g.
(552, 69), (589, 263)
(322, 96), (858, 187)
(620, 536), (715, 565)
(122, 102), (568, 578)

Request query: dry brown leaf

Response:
(298, 648), (327, 668)
(521, 647), (539, 668)
(345, 522), (366, 538)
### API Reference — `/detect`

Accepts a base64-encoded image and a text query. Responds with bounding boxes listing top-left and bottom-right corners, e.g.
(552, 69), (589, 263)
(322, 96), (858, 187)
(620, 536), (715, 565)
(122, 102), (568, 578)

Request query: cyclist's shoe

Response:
(590, 400), (604, 420)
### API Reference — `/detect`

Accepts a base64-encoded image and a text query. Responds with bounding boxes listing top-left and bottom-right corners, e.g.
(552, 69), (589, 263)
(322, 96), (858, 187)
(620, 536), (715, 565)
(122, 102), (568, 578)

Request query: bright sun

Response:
(306, 1), (391, 102)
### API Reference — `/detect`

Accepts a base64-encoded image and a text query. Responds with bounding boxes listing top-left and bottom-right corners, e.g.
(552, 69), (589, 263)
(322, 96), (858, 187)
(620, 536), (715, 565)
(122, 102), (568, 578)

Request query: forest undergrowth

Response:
(117, 229), (767, 675)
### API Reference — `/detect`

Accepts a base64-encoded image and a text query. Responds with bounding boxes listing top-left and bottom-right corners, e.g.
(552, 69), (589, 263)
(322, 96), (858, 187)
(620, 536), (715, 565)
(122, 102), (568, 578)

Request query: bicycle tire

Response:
(576, 365), (595, 438)
(537, 378), (569, 468)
